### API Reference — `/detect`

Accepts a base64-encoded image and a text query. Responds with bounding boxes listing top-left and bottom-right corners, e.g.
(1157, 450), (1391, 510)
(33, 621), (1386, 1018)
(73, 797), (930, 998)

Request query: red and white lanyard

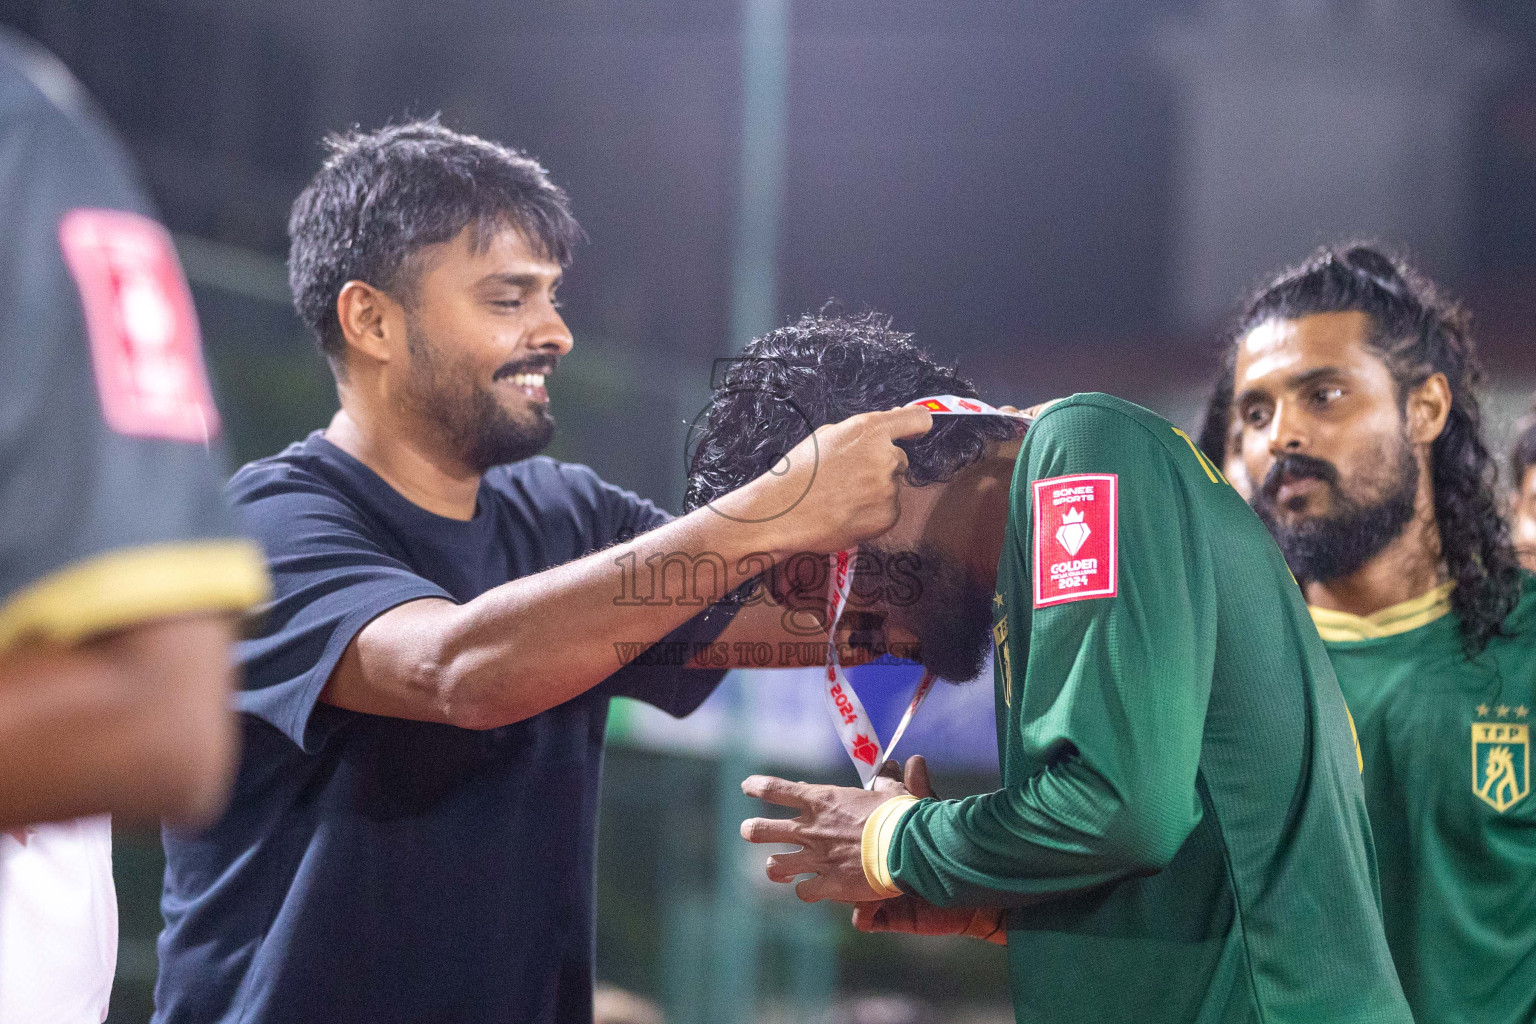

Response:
(903, 394), (1032, 421)
(822, 549), (935, 788)
(822, 394), (1030, 787)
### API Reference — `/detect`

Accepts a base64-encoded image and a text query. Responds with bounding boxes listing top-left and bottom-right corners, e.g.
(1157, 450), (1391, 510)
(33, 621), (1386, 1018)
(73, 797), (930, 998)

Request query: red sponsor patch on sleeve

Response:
(1033, 473), (1118, 608)
(58, 208), (218, 442)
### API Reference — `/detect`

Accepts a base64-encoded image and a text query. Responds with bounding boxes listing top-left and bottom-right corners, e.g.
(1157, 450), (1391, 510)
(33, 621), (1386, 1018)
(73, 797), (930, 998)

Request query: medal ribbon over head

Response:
(904, 395), (1032, 421)
(822, 394), (1029, 787)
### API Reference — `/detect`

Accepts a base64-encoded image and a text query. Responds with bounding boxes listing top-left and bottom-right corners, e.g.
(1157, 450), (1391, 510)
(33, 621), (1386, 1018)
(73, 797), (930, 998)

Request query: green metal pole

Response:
(707, 674), (766, 1024)
(707, 2), (791, 1022)
(729, 0), (789, 354)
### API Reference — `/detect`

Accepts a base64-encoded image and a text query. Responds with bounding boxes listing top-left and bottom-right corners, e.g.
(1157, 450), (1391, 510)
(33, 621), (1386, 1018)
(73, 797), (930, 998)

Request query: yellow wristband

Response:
(860, 795), (921, 898)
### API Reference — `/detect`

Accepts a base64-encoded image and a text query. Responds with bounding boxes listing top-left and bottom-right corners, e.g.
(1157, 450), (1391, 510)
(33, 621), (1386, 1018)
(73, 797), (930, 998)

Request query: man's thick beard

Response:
(403, 321), (555, 474)
(1251, 441), (1419, 583)
(874, 541), (994, 683)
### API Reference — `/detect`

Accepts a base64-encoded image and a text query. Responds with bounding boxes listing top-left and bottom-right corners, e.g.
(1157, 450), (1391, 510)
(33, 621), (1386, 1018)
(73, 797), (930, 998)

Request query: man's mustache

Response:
(493, 355), (560, 381)
(1260, 453), (1339, 501)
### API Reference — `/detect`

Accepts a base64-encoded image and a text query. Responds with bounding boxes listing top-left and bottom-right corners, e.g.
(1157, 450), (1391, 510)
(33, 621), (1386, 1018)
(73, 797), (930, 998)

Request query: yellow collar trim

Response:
(1309, 582), (1455, 642)
(0, 540), (269, 656)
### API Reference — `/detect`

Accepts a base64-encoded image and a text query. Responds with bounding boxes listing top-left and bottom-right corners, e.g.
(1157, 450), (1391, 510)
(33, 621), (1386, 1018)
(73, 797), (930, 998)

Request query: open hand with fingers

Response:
(844, 756), (1008, 944)
(740, 769), (913, 903)
(713, 405), (934, 559)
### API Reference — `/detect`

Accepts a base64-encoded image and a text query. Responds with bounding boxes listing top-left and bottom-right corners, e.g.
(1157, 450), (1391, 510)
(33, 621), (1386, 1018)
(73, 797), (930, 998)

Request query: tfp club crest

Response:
(1473, 722), (1529, 813)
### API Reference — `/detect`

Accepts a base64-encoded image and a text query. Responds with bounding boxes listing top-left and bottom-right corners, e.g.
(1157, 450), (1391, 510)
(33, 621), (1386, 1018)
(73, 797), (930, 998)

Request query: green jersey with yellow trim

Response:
(1315, 573), (1536, 1024)
(0, 32), (266, 650)
(886, 393), (1411, 1024)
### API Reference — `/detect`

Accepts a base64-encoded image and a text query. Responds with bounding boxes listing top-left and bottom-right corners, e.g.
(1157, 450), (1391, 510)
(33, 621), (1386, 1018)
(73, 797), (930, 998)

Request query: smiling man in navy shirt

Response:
(152, 120), (932, 1024)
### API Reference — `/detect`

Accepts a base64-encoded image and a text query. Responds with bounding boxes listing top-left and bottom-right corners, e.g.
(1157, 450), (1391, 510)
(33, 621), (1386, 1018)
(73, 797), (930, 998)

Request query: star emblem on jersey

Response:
(1055, 506), (1091, 556)
(850, 734), (879, 766)
(1473, 722), (1530, 813)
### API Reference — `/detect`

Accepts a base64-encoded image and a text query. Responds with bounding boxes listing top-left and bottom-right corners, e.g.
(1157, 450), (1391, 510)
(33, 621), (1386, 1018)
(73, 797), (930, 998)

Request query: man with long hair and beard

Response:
(151, 121), (933, 1024)
(1198, 244), (1535, 1024)
(693, 311), (1412, 1024)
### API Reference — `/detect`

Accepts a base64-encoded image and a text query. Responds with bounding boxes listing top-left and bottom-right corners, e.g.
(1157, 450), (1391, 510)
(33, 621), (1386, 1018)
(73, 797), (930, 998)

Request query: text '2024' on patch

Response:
(1032, 473), (1118, 608)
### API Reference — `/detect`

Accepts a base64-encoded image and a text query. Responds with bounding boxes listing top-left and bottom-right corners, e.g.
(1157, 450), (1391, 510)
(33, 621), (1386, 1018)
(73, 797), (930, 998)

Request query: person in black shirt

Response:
(153, 120), (931, 1023)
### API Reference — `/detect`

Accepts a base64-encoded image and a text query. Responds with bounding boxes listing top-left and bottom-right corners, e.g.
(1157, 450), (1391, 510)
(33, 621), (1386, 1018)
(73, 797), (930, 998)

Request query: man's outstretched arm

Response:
(0, 614), (243, 830)
(739, 705), (1207, 912)
(322, 406), (932, 729)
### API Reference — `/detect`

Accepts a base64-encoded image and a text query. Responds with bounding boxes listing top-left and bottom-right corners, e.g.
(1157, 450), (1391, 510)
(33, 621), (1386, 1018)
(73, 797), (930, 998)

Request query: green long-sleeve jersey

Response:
(1313, 573), (1536, 1024)
(885, 394), (1412, 1024)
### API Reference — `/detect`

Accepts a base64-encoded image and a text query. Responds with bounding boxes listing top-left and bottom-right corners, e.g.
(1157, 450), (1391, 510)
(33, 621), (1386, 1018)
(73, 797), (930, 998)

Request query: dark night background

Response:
(3, 2), (1534, 1021)
(6, 2), (1533, 494)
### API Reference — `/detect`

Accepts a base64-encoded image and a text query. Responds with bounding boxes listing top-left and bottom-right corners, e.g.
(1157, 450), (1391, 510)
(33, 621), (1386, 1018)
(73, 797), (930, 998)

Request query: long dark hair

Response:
(1197, 360), (1235, 470)
(1223, 244), (1520, 654)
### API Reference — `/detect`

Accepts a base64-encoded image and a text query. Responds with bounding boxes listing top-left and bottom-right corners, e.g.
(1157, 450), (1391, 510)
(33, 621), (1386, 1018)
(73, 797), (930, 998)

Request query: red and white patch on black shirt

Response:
(58, 208), (218, 442)
(1033, 473), (1118, 608)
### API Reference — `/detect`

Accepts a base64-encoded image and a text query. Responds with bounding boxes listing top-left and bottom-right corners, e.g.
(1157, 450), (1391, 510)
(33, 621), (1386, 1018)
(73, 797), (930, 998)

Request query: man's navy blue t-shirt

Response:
(154, 433), (734, 1024)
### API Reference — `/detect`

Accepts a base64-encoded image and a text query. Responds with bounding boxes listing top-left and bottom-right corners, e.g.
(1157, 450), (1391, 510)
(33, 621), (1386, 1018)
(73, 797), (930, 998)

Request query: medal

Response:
(821, 395), (1030, 786)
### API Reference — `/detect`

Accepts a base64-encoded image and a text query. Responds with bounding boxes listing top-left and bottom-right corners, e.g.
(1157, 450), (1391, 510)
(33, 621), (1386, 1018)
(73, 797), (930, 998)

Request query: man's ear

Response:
(1405, 372), (1452, 446)
(335, 280), (399, 367)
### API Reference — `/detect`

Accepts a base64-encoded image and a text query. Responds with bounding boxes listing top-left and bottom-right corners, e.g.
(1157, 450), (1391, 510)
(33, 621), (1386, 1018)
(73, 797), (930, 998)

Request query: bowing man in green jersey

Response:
(688, 311), (1412, 1024)
(1199, 244), (1533, 1024)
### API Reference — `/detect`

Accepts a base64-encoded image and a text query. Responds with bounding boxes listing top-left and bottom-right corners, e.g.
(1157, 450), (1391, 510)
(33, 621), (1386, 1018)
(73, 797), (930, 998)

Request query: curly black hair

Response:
(1217, 243), (1521, 654)
(684, 309), (1019, 513)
